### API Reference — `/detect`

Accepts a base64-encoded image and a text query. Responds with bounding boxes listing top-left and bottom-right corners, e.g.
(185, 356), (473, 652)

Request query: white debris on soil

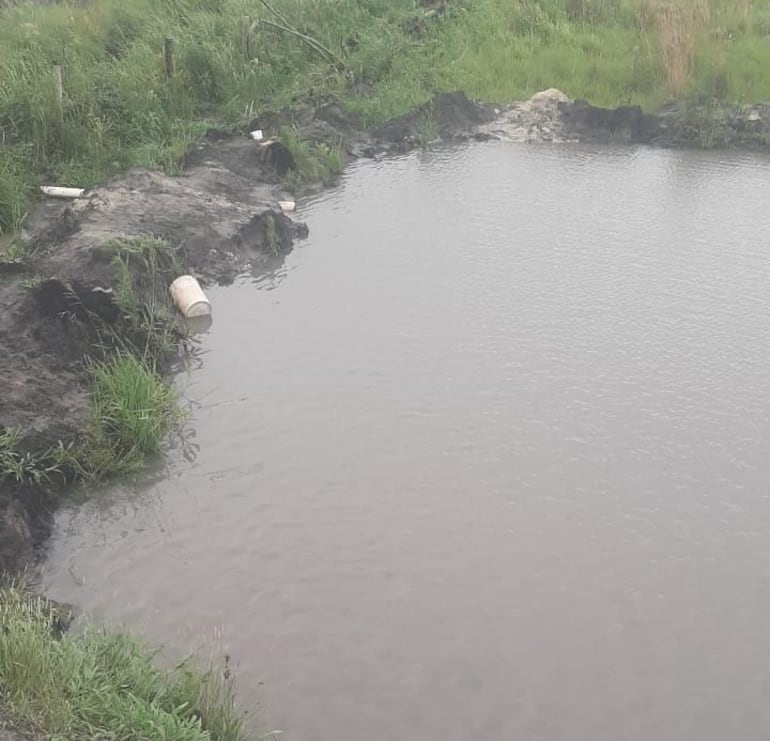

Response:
(477, 88), (575, 143)
(40, 185), (85, 199)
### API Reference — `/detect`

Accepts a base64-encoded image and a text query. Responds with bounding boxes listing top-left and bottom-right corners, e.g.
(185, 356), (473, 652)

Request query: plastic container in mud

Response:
(169, 275), (211, 318)
(279, 200), (296, 213)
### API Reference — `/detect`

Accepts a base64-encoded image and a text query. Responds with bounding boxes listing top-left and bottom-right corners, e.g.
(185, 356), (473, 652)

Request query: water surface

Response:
(44, 142), (770, 741)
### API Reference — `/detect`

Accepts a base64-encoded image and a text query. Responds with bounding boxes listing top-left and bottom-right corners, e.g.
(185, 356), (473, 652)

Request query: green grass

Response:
(0, 428), (39, 483)
(0, 586), (247, 740)
(0, 355), (180, 486)
(84, 241), (186, 472)
(0, 232), (26, 265)
(279, 127), (344, 185)
(262, 211), (280, 256)
(59, 352), (182, 484)
(0, 233), (185, 487)
(2, 0), (770, 232)
(87, 353), (179, 469)
(107, 236), (182, 360)
(0, 427), (72, 485)
(0, 149), (31, 234)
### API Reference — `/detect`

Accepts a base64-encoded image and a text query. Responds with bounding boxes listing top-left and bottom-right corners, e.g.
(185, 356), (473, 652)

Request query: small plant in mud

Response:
(279, 128), (344, 186)
(108, 235), (178, 276)
(0, 428), (37, 483)
(112, 251), (140, 313)
(263, 213), (280, 256)
(105, 236), (183, 361)
(0, 237), (26, 265)
(0, 428), (71, 485)
(676, 97), (730, 148)
(416, 109), (438, 148)
(107, 235), (179, 312)
(0, 585), (247, 740)
(20, 275), (42, 289)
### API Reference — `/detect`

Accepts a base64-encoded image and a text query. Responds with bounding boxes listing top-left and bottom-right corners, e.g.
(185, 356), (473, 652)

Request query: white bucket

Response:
(279, 200), (296, 213)
(40, 185), (85, 199)
(169, 275), (211, 318)
(249, 129), (264, 141)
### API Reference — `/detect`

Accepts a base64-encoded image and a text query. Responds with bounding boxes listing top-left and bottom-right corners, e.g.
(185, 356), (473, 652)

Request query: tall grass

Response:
(90, 354), (177, 457)
(77, 353), (181, 480)
(2, 0), (770, 232)
(0, 149), (30, 233)
(0, 586), (246, 740)
(651, 0), (711, 96)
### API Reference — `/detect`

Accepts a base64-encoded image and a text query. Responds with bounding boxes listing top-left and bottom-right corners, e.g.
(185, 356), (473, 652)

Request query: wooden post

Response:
(52, 64), (64, 128)
(164, 38), (176, 79)
(241, 16), (252, 59)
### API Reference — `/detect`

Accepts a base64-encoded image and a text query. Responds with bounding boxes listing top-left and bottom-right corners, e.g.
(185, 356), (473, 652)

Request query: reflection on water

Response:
(43, 143), (770, 741)
(184, 314), (213, 336)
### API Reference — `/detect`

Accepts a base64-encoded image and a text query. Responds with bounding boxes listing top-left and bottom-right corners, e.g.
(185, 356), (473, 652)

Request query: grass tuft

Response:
(0, 428), (37, 483)
(0, 585), (246, 740)
(106, 236), (182, 360)
(0, 427), (72, 486)
(87, 353), (179, 470)
(279, 127), (344, 186)
(0, 235), (26, 265)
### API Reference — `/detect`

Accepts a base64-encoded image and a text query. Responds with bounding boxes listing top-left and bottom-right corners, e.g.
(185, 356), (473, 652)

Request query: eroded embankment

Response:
(2, 88), (770, 575)
(0, 137), (307, 571)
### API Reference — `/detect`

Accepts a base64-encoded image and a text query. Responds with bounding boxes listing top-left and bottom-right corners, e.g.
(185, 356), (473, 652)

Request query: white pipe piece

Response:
(169, 275), (211, 318)
(40, 186), (85, 199)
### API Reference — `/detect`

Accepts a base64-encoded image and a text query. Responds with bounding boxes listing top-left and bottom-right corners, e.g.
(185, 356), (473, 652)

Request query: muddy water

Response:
(44, 143), (770, 740)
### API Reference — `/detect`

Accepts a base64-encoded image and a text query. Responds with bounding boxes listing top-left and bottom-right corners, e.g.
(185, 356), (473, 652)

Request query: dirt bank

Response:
(2, 89), (769, 576)
(478, 89), (770, 147)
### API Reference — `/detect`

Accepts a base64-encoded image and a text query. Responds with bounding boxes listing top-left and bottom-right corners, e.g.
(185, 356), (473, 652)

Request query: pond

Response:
(44, 141), (770, 741)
